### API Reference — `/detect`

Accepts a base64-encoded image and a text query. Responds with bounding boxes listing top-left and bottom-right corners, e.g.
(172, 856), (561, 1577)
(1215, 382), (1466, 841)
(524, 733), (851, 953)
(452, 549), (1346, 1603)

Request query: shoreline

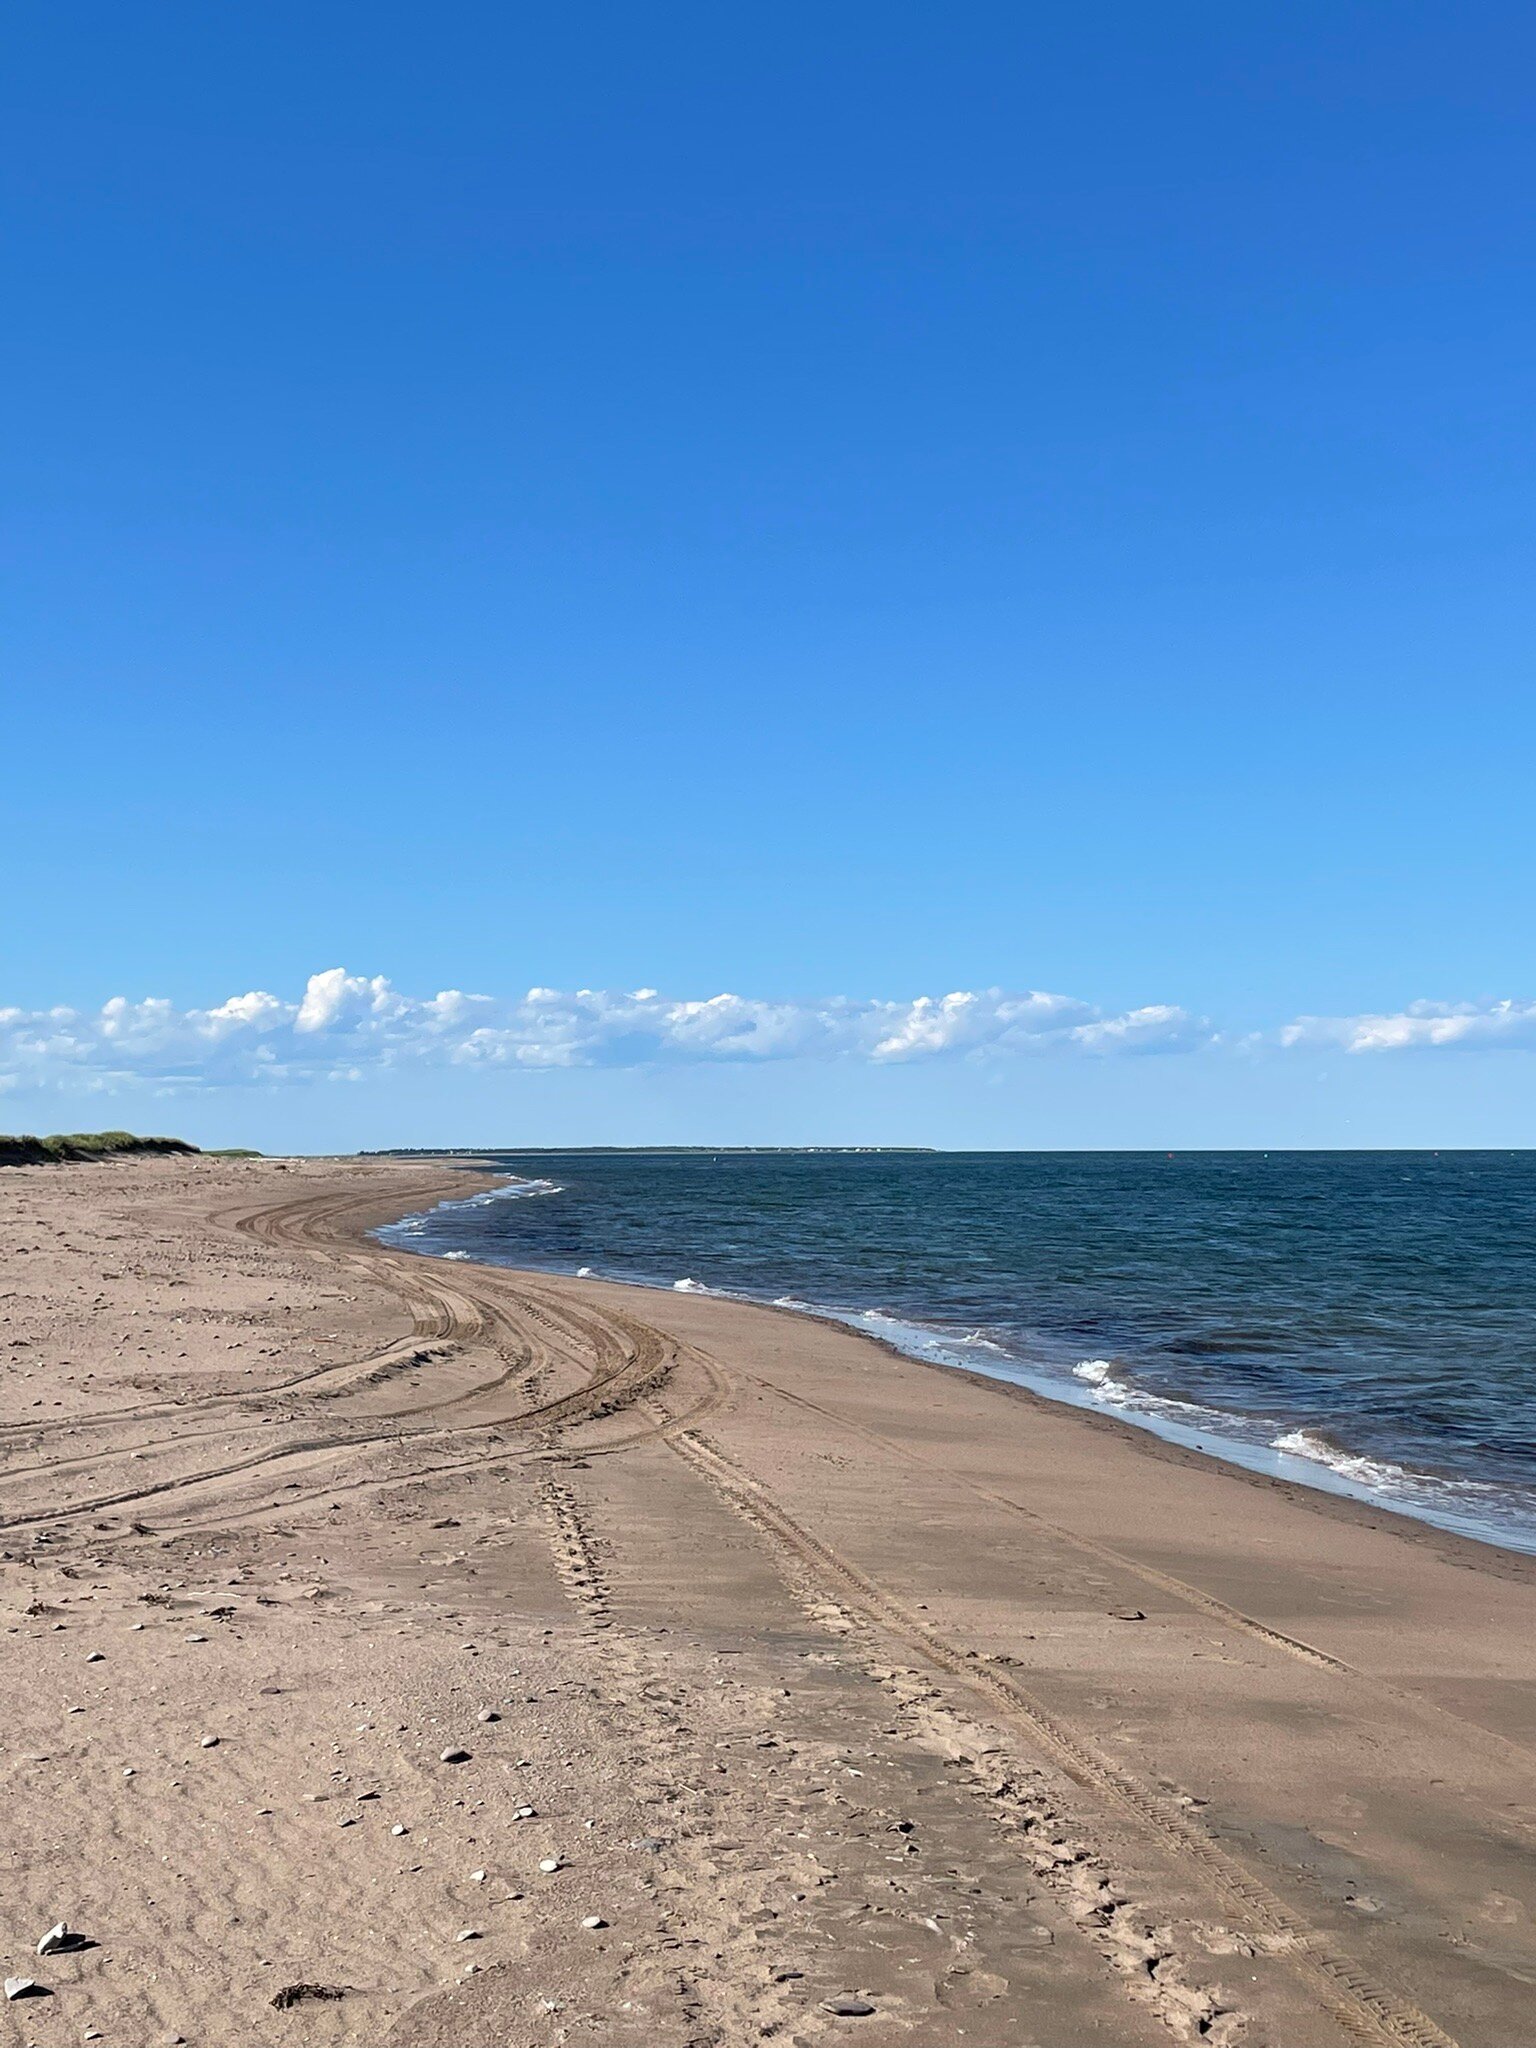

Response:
(380, 1168), (1536, 1567)
(3, 1153), (1534, 2045)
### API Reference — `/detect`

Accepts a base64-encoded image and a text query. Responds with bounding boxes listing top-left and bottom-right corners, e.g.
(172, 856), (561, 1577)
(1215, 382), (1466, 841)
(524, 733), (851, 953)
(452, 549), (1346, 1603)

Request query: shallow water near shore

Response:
(376, 1149), (1536, 1553)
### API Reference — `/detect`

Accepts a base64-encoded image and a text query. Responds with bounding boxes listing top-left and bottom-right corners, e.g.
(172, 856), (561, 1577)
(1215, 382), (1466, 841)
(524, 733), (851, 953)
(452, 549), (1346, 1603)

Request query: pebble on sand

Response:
(581, 1915), (607, 1930)
(823, 1997), (877, 2017)
(37, 1922), (83, 1956)
(477, 1709), (500, 1723)
(200, 1735), (220, 1748)
(439, 1747), (472, 1764)
(538, 1857), (562, 1873)
(4, 1977), (47, 2001)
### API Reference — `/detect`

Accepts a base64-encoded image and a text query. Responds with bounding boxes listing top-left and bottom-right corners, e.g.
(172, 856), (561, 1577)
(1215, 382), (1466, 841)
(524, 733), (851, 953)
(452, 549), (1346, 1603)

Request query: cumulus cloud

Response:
(0, 971), (1210, 1092)
(1278, 999), (1536, 1054)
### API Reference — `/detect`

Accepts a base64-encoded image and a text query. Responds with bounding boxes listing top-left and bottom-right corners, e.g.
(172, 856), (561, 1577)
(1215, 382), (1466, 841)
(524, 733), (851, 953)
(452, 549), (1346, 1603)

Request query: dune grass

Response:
(0, 1130), (201, 1166)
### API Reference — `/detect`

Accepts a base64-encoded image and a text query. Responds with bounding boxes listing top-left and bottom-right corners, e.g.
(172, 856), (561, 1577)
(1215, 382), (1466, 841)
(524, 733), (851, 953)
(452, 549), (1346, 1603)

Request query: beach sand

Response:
(1, 1155), (1532, 2047)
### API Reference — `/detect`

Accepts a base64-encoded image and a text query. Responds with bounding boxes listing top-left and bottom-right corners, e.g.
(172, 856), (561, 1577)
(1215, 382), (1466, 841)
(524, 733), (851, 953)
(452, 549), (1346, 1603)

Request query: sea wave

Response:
(1270, 1427), (1502, 1504)
(1070, 1356), (1251, 1435)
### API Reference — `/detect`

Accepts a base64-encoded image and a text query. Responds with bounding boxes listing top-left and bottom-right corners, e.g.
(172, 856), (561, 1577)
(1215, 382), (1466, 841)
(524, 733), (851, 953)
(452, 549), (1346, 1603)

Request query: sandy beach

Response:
(1, 1155), (1533, 2048)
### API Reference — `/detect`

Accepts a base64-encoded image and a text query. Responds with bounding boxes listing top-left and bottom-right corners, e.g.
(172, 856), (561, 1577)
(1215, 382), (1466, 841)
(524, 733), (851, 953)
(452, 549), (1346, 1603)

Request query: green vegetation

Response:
(0, 1130), (200, 1167)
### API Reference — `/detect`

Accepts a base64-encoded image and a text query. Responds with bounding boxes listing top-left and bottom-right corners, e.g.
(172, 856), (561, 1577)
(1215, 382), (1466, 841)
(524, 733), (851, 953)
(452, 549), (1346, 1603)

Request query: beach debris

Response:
(581, 1914), (607, 1930)
(270, 1983), (347, 2009)
(37, 1922), (88, 1956)
(439, 1746), (471, 1763)
(4, 1977), (47, 2000)
(1111, 1607), (1147, 1621)
(514, 1803), (537, 1820)
(823, 1996), (876, 2017)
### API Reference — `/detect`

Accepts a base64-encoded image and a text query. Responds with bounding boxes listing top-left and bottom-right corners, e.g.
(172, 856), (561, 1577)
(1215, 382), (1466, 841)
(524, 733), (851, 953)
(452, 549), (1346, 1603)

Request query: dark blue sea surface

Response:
(376, 1151), (1536, 1553)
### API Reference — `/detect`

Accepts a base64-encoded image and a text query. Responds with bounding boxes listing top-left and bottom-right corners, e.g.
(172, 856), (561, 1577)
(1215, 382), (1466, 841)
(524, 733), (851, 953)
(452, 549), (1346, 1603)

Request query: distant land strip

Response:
(359, 1144), (939, 1157)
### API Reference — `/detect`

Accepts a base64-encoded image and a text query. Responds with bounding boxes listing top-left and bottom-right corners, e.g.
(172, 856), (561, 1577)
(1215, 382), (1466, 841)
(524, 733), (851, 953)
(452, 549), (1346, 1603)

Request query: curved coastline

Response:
(376, 1171), (1536, 1562)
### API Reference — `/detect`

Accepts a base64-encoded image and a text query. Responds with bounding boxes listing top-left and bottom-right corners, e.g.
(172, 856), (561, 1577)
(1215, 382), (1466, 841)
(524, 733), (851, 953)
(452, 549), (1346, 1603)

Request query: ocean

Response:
(376, 1149), (1536, 1554)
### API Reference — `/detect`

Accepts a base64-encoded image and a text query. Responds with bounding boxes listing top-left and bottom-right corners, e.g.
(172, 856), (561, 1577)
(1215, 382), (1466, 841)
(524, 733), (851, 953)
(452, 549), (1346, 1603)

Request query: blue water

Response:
(376, 1151), (1536, 1554)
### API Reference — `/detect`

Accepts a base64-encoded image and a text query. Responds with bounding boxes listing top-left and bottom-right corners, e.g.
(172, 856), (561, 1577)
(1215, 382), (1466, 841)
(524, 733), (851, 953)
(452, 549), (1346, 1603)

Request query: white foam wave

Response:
(1271, 1428), (1463, 1497)
(439, 1249), (471, 1261)
(576, 1265), (595, 1277)
(463, 1176), (564, 1205)
(673, 1277), (709, 1293)
(1069, 1357), (1245, 1435)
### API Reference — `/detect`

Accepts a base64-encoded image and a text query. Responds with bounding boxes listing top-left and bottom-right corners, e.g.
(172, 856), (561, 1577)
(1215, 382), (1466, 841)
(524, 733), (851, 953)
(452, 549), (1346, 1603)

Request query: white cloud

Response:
(0, 970), (1209, 1092)
(1279, 999), (1536, 1054)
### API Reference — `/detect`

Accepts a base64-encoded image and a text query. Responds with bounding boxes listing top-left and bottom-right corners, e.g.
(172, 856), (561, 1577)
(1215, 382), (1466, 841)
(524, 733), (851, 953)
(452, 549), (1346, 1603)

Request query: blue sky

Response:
(5, 3), (1535, 1149)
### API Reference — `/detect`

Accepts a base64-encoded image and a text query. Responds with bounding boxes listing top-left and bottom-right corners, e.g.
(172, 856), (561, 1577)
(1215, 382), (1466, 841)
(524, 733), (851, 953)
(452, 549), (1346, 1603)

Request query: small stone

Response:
(538, 1857), (561, 1874)
(200, 1735), (220, 1748)
(391, 1824), (409, 1837)
(455, 1928), (480, 1942)
(440, 1747), (471, 1764)
(514, 1804), (537, 1820)
(823, 1997), (876, 2017)
(37, 1922), (82, 1956)
(477, 1709), (500, 1723)
(581, 1914), (607, 1930)
(86, 1650), (105, 1662)
(470, 1869), (487, 1883)
(185, 1633), (208, 1644)
(1111, 1608), (1146, 1621)
(3, 1977), (46, 2000)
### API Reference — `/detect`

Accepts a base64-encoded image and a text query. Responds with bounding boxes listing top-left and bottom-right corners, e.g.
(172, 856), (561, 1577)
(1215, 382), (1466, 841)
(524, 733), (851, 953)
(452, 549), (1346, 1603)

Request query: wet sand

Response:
(1, 1154), (1533, 2046)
